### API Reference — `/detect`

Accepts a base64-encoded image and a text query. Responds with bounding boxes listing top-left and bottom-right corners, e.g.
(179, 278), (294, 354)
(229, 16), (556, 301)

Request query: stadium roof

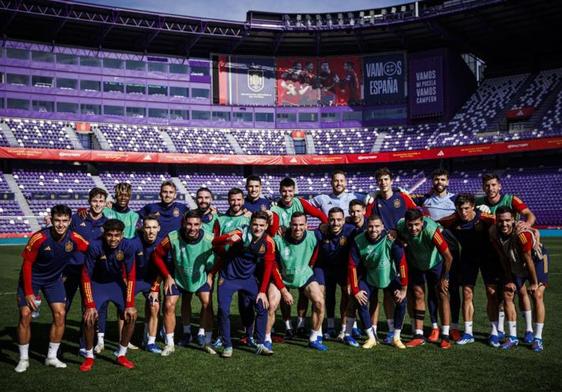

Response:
(1, 0), (562, 70)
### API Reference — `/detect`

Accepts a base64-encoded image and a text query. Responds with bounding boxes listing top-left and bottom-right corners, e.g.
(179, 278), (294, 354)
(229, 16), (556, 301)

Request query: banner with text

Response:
(408, 53), (444, 118)
(215, 55), (276, 106)
(363, 52), (406, 105)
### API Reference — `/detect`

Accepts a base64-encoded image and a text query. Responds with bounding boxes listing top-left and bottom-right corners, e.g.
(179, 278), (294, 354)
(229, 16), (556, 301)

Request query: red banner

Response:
(0, 137), (560, 165)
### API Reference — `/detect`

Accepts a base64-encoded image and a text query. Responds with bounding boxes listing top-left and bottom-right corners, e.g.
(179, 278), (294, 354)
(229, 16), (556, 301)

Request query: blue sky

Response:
(83, 0), (411, 21)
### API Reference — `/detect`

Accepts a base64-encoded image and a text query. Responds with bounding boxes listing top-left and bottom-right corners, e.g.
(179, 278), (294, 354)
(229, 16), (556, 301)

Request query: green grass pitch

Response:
(0, 240), (561, 391)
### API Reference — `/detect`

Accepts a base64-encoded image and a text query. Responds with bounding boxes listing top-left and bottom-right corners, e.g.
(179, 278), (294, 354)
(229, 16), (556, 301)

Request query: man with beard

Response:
(313, 207), (357, 341)
(347, 215), (408, 349)
(490, 207), (547, 352)
(413, 169), (459, 342)
(211, 211), (286, 357)
(397, 209), (454, 349)
(311, 170), (365, 218)
(268, 212), (328, 351)
(439, 194), (500, 347)
(270, 177), (327, 338)
(151, 211), (216, 355)
(476, 173), (536, 342)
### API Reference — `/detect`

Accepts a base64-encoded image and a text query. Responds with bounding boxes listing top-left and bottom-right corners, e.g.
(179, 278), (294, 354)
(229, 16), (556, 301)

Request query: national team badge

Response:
(259, 244), (266, 254)
(339, 237), (347, 246)
(65, 241), (74, 252)
(173, 208), (180, 217)
(116, 250), (125, 261)
(393, 199), (402, 209)
(248, 68), (264, 92)
(218, 278), (224, 286)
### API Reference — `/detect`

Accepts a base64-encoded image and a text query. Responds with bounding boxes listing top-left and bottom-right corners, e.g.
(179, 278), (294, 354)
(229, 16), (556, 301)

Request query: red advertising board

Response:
(0, 137), (560, 165)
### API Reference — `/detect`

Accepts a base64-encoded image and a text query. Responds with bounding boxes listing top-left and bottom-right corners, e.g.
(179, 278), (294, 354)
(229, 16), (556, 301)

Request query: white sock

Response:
(508, 321), (517, 337)
(353, 321), (358, 329)
(464, 321), (473, 336)
(327, 318), (335, 329)
(490, 321), (498, 336)
(415, 329), (424, 336)
(393, 329), (401, 339)
(117, 344), (127, 357)
(265, 333), (272, 343)
(183, 324), (191, 334)
(451, 323), (460, 330)
(345, 318), (355, 336)
(296, 317), (305, 329)
(498, 310), (505, 333)
(365, 327), (375, 339)
(47, 342), (60, 359)
(147, 336), (156, 345)
(205, 332), (212, 344)
(534, 323), (544, 340)
(97, 333), (105, 344)
(285, 319), (293, 330)
(387, 319), (395, 332)
(441, 325), (450, 336)
(19, 344), (29, 360)
(309, 329), (321, 342)
(198, 328), (205, 336)
(166, 333), (174, 346)
(522, 311), (533, 332)
(85, 348), (94, 359)
(372, 325), (377, 334)
(431, 322), (438, 329)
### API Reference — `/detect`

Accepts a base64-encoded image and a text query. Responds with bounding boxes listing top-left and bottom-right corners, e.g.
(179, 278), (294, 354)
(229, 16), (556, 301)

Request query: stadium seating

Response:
(0, 171), (33, 233)
(166, 127), (234, 154)
(4, 118), (74, 149)
(511, 68), (562, 110)
(540, 88), (562, 134)
(309, 128), (376, 154)
(230, 129), (287, 155)
(97, 124), (169, 152)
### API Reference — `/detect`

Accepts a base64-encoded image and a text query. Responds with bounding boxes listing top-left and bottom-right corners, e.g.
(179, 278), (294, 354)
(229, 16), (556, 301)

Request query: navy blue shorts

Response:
(313, 266), (347, 288)
(513, 251), (549, 290)
(409, 261), (443, 288)
(300, 273), (318, 290)
(165, 282), (212, 297)
(359, 278), (402, 295)
(17, 277), (66, 307)
(135, 280), (152, 297)
(458, 256), (501, 287)
(91, 281), (127, 314)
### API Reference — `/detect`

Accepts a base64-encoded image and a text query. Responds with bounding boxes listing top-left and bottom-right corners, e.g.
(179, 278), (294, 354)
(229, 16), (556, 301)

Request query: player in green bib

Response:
(270, 177), (327, 338)
(102, 182), (140, 239)
(267, 212), (328, 351)
(347, 215), (409, 350)
(476, 173), (536, 338)
(396, 209), (454, 349)
(214, 187), (255, 346)
(151, 210), (216, 356)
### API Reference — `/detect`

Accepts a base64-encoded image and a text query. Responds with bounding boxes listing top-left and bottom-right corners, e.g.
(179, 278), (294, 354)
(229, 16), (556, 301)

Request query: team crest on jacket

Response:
(259, 244), (266, 254)
(116, 250), (125, 261)
(65, 241), (74, 252)
(173, 208), (180, 217)
(393, 199), (402, 208)
(339, 236), (347, 246)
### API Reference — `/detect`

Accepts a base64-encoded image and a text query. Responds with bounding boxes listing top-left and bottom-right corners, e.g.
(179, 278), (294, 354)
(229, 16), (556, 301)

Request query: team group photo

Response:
(0, 0), (560, 391)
